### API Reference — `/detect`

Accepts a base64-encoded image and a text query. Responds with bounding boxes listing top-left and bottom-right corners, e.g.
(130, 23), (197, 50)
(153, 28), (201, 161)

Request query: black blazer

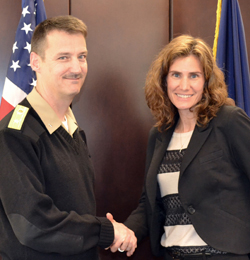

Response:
(125, 105), (250, 257)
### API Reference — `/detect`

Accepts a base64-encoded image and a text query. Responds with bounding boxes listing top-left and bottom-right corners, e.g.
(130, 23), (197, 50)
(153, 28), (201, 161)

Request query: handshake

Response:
(106, 213), (137, 257)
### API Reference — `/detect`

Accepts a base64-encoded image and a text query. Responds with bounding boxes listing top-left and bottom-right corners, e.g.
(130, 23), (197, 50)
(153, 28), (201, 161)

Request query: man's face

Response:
(33, 30), (88, 101)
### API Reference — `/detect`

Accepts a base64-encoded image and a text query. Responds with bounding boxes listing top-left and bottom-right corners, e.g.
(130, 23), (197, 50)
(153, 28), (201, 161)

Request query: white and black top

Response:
(157, 131), (226, 255)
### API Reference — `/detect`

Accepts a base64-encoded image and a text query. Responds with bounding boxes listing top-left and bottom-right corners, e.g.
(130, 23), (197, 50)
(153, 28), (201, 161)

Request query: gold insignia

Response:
(8, 105), (29, 130)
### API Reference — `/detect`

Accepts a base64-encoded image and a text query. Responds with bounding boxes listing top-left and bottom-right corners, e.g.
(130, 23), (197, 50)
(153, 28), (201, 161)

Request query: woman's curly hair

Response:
(145, 35), (233, 131)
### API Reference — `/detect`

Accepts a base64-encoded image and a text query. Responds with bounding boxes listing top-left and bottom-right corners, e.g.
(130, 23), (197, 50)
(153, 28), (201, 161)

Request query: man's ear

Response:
(30, 52), (41, 73)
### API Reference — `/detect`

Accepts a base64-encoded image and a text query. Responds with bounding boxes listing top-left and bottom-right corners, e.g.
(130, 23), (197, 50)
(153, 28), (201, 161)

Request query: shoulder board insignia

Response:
(8, 105), (29, 130)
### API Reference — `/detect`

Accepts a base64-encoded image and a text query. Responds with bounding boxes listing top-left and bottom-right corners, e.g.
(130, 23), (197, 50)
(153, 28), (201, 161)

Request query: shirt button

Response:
(187, 206), (196, 215)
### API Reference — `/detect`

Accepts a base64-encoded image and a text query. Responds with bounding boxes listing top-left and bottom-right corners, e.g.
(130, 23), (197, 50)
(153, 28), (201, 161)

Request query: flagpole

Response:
(213, 0), (222, 59)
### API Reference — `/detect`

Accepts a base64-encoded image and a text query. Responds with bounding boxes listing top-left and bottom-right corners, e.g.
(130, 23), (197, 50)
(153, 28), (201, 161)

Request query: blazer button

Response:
(187, 206), (196, 215)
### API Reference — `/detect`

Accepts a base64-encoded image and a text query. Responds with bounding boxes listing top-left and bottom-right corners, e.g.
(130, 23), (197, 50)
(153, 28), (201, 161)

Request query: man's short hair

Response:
(31, 15), (87, 60)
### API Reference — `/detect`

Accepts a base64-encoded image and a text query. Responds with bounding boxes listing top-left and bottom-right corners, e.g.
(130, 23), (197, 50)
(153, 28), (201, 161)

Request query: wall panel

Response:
(173, 0), (250, 69)
(44, 0), (69, 18)
(173, 0), (217, 46)
(71, 1), (169, 259)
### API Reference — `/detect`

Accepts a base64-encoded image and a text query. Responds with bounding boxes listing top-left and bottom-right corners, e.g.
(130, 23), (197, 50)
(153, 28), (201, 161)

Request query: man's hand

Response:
(106, 212), (137, 257)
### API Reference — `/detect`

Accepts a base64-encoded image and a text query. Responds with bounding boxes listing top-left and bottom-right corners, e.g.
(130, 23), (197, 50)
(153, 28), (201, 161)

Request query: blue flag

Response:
(0, 0), (46, 120)
(216, 0), (250, 116)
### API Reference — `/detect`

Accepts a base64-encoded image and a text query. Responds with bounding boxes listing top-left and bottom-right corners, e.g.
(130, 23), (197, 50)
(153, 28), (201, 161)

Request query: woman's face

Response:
(166, 55), (205, 115)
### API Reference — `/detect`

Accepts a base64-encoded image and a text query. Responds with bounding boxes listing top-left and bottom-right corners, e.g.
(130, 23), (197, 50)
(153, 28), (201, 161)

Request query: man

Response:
(0, 15), (136, 260)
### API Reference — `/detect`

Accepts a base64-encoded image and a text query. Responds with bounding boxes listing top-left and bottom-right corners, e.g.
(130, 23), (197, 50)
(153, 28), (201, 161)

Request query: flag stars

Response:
(21, 23), (33, 34)
(10, 60), (21, 72)
(34, 3), (38, 15)
(24, 42), (31, 53)
(22, 5), (30, 17)
(30, 78), (37, 87)
(12, 42), (18, 53)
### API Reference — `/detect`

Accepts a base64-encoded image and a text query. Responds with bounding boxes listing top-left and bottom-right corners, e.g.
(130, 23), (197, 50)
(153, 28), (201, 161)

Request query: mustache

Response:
(63, 73), (84, 79)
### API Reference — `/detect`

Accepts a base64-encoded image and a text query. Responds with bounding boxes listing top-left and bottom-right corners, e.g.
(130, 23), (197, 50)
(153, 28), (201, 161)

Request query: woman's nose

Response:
(179, 77), (190, 90)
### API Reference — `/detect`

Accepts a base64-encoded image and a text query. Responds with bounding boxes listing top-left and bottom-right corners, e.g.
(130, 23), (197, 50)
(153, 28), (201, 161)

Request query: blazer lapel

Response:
(145, 121), (212, 211)
(180, 124), (212, 176)
(146, 127), (174, 212)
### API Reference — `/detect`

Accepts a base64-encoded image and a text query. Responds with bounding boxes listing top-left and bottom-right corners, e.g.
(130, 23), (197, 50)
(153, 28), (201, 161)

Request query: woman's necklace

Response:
(178, 130), (194, 153)
(179, 133), (185, 153)
(176, 118), (195, 153)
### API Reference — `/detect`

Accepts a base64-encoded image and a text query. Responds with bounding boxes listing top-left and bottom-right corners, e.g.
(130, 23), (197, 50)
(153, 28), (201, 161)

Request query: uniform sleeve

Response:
(0, 128), (114, 255)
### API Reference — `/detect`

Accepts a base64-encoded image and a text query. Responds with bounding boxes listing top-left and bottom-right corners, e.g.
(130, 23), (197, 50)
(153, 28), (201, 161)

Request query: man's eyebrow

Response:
(56, 52), (71, 56)
(80, 50), (88, 55)
(56, 50), (88, 56)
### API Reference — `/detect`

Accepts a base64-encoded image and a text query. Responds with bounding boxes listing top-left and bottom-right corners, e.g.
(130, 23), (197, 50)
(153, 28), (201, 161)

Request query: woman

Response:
(124, 35), (250, 260)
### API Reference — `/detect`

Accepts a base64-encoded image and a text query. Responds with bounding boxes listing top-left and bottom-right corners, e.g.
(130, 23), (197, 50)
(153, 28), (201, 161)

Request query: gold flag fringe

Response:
(213, 0), (222, 59)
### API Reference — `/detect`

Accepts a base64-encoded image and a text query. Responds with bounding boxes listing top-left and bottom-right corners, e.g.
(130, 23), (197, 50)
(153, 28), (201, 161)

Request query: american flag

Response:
(0, 0), (46, 120)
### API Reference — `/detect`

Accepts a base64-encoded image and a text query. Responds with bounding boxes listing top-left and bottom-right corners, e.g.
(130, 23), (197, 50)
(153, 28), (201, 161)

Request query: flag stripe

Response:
(2, 78), (27, 107)
(0, 99), (15, 121)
